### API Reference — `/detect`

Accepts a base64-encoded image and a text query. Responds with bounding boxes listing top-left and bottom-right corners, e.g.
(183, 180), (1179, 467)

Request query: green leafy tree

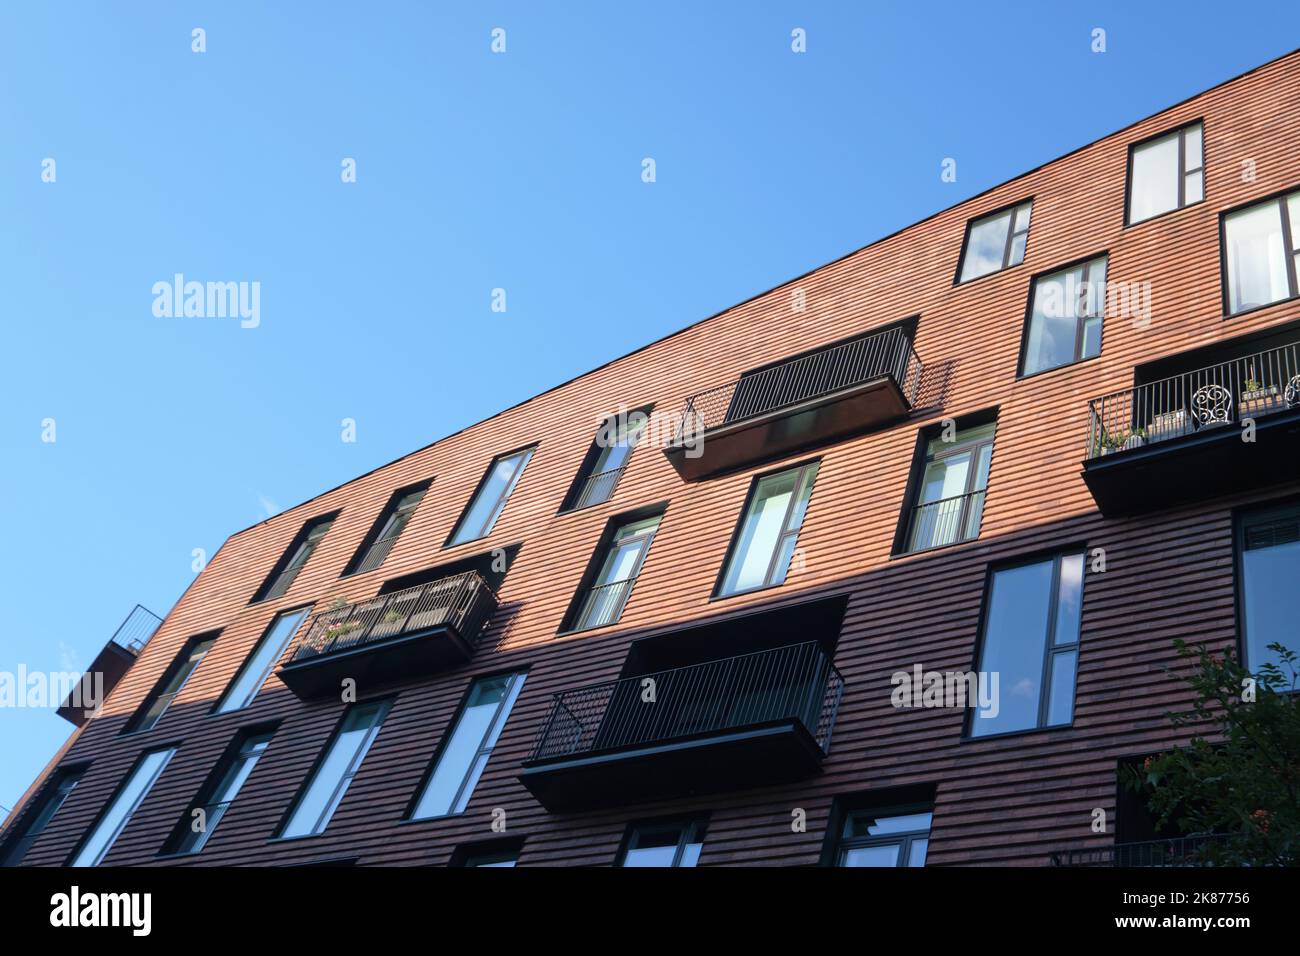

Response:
(1123, 640), (1300, 866)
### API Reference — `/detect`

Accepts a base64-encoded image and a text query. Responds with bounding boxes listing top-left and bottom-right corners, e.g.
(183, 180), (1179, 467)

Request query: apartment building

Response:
(5, 49), (1300, 868)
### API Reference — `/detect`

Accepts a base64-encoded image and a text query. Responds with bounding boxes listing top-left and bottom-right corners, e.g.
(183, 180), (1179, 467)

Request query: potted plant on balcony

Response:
(1239, 375), (1283, 417)
(1097, 427), (1146, 456)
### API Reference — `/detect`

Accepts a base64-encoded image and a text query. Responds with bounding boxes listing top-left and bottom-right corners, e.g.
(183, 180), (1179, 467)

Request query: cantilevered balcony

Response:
(664, 325), (923, 481)
(276, 571), (497, 699)
(1051, 834), (1233, 867)
(519, 641), (844, 812)
(1082, 337), (1300, 516)
(57, 605), (163, 726)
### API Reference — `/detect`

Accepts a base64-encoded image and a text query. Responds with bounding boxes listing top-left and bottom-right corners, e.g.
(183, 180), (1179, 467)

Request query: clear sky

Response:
(1, 1), (1297, 814)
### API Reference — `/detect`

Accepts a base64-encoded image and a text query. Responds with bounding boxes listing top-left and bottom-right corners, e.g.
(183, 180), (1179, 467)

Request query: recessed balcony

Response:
(519, 641), (844, 812)
(276, 571), (497, 699)
(663, 325), (923, 481)
(1082, 336), (1300, 516)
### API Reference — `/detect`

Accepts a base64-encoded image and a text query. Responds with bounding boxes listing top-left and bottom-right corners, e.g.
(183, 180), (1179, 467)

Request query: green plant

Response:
(1245, 376), (1263, 392)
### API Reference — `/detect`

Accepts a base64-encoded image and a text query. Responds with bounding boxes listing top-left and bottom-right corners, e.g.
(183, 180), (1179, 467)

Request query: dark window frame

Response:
(615, 814), (710, 867)
(1218, 184), (1300, 319)
(0, 763), (89, 867)
(558, 504), (667, 634)
(342, 479), (433, 576)
(1016, 251), (1110, 379)
(123, 631), (220, 735)
(211, 605), (313, 715)
(1233, 496), (1300, 672)
(444, 445), (537, 548)
(834, 802), (934, 867)
(449, 836), (526, 867)
(953, 197), (1034, 285)
(712, 458), (821, 600)
(818, 783), (937, 866)
(558, 405), (654, 514)
(250, 511), (340, 604)
(64, 745), (179, 866)
(1124, 119), (1205, 226)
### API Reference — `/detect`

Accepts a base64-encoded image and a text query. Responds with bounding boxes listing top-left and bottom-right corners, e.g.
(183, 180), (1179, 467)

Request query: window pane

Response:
(841, 843), (902, 867)
(1226, 201), (1290, 314)
(1047, 650), (1077, 726)
(971, 560), (1054, 737)
(1184, 169), (1203, 205)
(846, 811), (933, 837)
(1129, 131), (1180, 222)
(1053, 553), (1084, 644)
(72, 749), (174, 866)
(216, 609), (306, 713)
(1183, 123), (1203, 171)
(720, 470), (800, 595)
(1241, 510), (1300, 671)
(1024, 259), (1105, 374)
(907, 838), (929, 867)
(451, 449), (533, 545)
(281, 703), (386, 838)
(1008, 231), (1027, 266)
(960, 210), (1013, 282)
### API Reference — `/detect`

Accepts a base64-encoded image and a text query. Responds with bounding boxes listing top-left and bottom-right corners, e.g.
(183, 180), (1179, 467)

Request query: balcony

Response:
(1082, 337), (1300, 515)
(519, 641), (844, 812)
(664, 325), (923, 481)
(276, 571), (497, 699)
(57, 605), (162, 726)
(1051, 834), (1234, 867)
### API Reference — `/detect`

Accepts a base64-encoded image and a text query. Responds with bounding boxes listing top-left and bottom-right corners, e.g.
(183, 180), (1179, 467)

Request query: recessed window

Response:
(565, 513), (662, 632)
(451, 838), (524, 867)
(1128, 122), (1204, 224)
(898, 422), (995, 554)
(280, 699), (391, 839)
(1022, 256), (1107, 376)
(448, 448), (535, 546)
(958, 201), (1032, 282)
(253, 513), (337, 602)
(1223, 190), (1300, 315)
(562, 408), (651, 511)
(836, 808), (932, 867)
(617, 817), (707, 867)
(410, 672), (526, 820)
(1239, 503), (1300, 672)
(717, 461), (819, 597)
(1, 766), (85, 867)
(970, 552), (1084, 738)
(214, 608), (308, 714)
(126, 633), (217, 733)
(167, 728), (274, 855)
(346, 482), (430, 575)
(69, 748), (176, 866)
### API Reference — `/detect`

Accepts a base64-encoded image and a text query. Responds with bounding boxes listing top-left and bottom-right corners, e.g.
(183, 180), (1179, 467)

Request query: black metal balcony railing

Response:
(672, 326), (923, 444)
(903, 490), (986, 554)
(110, 605), (164, 654)
(1086, 339), (1300, 460)
(573, 465), (626, 510)
(1051, 833), (1235, 867)
(529, 641), (844, 762)
(572, 577), (637, 632)
(289, 571), (497, 662)
(352, 535), (400, 575)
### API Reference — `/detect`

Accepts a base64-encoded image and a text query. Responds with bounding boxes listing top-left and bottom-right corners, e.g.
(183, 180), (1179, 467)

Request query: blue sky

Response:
(1, 1), (1296, 813)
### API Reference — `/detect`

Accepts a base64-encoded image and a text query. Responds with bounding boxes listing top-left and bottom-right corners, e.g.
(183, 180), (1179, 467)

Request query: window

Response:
(566, 513), (662, 632)
(717, 461), (819, 597)
(970, 552), (1084, 737)
(167, 728), (274, 855)
(562, 408), (651, 511)
(450, 838), (524, 867)
(280, 699), (391, 839)
(1128, 122), (1204, 224)
(1223, 190), (1300, 315)
(957, 201), (1032, 282)
(617, 817), (707, 867)
(1239, 503), (1300, 672)
(448, 448), (535, 546)
(410, 672), (526, 820)
(254, 513), (336, 602)
(1021, 255), (1107, 376)
(836, 808), (932, 867)
(346, 482), (430, 575)
(69, 748), (176, 866)
(126, 634), (217, 733)
(899, 422), (995, 554)
(214, 608), (308, 713)
(1, 766), (85, 867)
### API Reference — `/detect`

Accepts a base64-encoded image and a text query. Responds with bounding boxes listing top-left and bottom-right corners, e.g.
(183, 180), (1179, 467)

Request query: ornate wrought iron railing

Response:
(289, 571), (497, 661)
(1051, 833), (1236, 867)
(1085, 339), (1300, 460)
(529, 641), (844, 762)
(672, 326), (923, 444)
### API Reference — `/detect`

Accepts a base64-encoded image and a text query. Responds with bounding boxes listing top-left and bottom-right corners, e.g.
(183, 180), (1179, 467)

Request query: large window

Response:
(346, 482), (429, 575)
(717, 461), (819, 597)
(280, 699), (391, 839)
(562, 408), (651, 511)
(900, 422), (995, 554)
(970, 551), (1084, 738)
(448, 448), (535, 546)
(566, 513), (662, 632)
(254, 513), (336, 602)
(1239, 503), (1300, 672)
(1223, 190), (1300, 315)
(214, 608), (308, 714)
(410, 672), (526, 820)
(957, 201), (1032, 283)
(168, 728), (274, 855)
(1127, 122), (1203, 224)
(1022, 256), (1107, 376)
(617, 817), (707, 867)
(70, 748), (176, 866)
(1, 766), (85, 867)
(835, 808), (932, 867)
(126, 633), (217, 733)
